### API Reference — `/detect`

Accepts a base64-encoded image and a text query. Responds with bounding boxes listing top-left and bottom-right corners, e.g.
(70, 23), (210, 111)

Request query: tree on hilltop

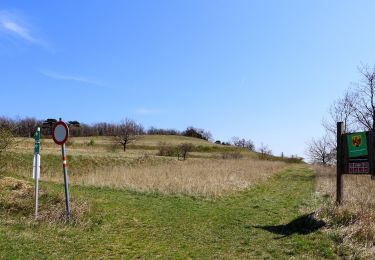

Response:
(114, 119), (144, 152)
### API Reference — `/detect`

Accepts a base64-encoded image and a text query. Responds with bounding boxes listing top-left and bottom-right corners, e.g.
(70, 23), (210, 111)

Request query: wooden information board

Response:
(336, 122), (375, 204)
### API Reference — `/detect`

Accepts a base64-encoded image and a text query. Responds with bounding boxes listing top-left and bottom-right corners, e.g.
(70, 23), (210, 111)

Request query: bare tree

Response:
(321, 90), (357, 161)
(231, 136), (240, 146)
(321, 64), (375, 136)
(0, 127), (13, 155)
(232, 136), (255, 151)
(232, 137), (246, 147)
(245, 140), (255, 151)
(306, 135), (334, 165)
(349, 64), (375, 131)
(177, 143), (194, 160)
(323, 90), (356, 135)
(258, 143), (272, 159)
(114, 119), (143, 152)
(308, 64), (375, 166)
(18, 117), (38, 137)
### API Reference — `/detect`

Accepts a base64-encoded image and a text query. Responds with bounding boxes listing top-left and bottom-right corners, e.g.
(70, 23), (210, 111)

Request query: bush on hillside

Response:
(182, 127), (212, 141)
(157, 142), (178, 157)
(87, 139), (96, 146)
(221, 151), (243, 159)
(177, 143), (194, 160)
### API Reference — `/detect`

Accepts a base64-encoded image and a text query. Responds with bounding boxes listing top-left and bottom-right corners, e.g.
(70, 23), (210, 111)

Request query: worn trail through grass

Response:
(0, 166), (335, 258)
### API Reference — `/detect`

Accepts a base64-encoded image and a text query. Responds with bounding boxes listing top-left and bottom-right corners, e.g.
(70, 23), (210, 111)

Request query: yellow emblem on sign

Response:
(352, 135), (362, 147)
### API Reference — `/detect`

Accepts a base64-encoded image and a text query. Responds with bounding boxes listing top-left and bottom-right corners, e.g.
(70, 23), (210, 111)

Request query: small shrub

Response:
(134, 153), (152, 165)
(177, 143), (194, 160)
(258, 143), (272, 160)
(222, 151), (243, 159)
(157, 142), (178, 157)
(282, 156), (304, 164)
(87, 139), (95, 146)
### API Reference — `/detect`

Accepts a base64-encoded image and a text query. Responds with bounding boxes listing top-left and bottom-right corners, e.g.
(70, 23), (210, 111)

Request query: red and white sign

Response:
(52, 121), (69, 145)
(349, 162), (369, 174)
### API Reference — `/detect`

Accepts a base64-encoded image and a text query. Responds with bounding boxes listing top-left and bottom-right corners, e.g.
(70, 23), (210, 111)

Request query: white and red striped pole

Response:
(52, 118), (71, 223)
(61, 141), (71, 222)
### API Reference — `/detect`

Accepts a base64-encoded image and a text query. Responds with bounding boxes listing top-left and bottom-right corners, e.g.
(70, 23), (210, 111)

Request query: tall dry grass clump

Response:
(313, 165), (375, 257)
(70, 158), (286, 198)
(0, 177), (91, 226)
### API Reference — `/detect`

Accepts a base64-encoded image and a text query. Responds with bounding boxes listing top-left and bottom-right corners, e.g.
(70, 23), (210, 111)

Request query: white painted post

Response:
(33, 127), (41, 220)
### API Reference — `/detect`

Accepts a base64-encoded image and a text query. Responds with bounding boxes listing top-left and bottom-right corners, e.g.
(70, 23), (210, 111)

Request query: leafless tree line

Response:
(307, 64), (375, 165)
(0, 116), (213, 140)
(0, 116), (271, 158)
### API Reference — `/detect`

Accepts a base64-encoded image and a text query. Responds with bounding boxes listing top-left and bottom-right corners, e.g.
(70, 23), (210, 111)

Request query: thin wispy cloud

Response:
(0, 10), (46, 47)
(136, 108), (166, 115)
(40, 70), (104, 86)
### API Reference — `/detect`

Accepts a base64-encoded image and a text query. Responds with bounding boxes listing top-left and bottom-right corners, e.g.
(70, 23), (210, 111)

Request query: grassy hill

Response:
(0, 135), (339, 258)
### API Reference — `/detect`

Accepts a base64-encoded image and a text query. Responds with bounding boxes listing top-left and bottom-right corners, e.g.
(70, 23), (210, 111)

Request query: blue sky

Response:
(1, 1), (375, 157)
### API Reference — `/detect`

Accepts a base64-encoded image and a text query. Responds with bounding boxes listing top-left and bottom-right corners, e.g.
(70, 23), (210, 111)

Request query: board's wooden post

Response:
(368, 131), (375, 180)
(336, 122), (344, 205)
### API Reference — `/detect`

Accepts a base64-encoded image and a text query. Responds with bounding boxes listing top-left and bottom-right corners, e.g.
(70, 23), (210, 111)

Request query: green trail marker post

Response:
(33, 127), (41, 220)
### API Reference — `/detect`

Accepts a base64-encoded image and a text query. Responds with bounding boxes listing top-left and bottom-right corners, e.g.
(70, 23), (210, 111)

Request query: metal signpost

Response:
(33, 127), (41, 220)
(336, 122), (375, 204)
(52, 118), (71, 222)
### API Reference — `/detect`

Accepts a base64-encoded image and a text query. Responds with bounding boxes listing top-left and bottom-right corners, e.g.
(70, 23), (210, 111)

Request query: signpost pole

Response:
(61, 142), (71, 222)
(52, 118), (71, 223)
(33, 127), (41, 220)
(336, 122), (344, 205)
(34, 154), (39, 220)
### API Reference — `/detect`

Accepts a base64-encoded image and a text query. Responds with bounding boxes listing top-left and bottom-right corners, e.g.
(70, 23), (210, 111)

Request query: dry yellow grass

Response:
(313, 165), (375, 257)
(11, 136), (280, 198)
(8, 135), (286, 201)
(0, 177), (90, 225)
(64, 158), (286, 198)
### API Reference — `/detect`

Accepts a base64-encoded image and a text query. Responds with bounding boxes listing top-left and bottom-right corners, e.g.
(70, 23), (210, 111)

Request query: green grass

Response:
(16, 135), (223, 148)
(0, 166), (335, 258)
(15, 134), (248, 154)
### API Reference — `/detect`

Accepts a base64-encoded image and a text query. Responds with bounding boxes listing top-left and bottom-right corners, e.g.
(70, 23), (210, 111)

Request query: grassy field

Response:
(6, 135), (283, 197)
(0, 135), (338, 258)
(0, 166), (336, 258)
(313, 165), (375, 258)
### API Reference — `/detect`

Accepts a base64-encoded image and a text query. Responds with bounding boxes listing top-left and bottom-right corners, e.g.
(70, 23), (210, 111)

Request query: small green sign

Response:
(34, 142), (40, 154)
(34, 127), (40, 154)
(347, 132), (368, 158)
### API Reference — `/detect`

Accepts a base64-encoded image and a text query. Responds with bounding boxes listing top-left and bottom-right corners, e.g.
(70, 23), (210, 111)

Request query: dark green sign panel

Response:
(34, 128), (40, 154)
(34, 130), (40, 142)
(347, 132), (368, 158)
(34, 142), (40, 154)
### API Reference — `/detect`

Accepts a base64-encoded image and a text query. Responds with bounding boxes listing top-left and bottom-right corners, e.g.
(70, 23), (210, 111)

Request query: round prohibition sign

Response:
(52, 121), (69, 145)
